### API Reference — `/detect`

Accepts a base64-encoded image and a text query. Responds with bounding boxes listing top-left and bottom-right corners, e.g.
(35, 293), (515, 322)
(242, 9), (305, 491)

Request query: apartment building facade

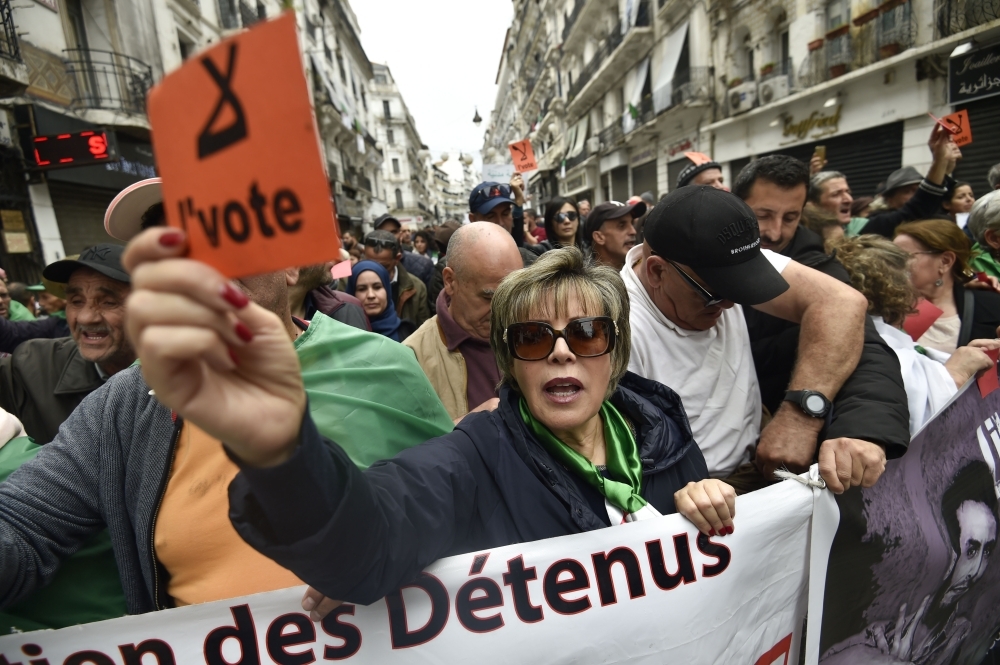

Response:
(0, 0), (388, 281)
(483, 0), (999, 210)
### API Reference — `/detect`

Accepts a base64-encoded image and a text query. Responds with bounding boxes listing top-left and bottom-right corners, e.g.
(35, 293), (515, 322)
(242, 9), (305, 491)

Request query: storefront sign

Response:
(949, 41), (1000, 105)
(629, 145), (656, 167)
(782, 106), (842, 143)
(562, 172), (587, 194)
(667, 136), (696, 158)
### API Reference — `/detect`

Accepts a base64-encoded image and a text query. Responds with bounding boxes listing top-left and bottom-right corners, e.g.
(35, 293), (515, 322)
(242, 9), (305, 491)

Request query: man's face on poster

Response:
(942, 500), (997, 606)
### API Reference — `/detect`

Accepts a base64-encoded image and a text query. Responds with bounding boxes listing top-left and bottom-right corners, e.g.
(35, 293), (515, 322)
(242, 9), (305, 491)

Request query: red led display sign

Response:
(31, 130), (112, 169)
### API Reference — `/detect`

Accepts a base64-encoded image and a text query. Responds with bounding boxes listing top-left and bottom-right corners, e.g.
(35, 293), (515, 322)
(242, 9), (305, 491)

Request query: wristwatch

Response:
(783, 390), (832, 419)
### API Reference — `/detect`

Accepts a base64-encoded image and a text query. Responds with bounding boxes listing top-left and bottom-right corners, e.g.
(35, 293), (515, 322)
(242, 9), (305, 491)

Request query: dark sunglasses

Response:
(504, 317), (618, 361)
(364, 236), (400, 253)
(667, 260), (724, 307)
(555, 211), (579, 223)
(471, 184), (512, 206)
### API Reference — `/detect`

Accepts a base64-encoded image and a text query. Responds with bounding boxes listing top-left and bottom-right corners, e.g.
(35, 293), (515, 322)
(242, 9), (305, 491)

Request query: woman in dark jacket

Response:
(538, 198), (585, 252)
(126, 242), (736, 618)
(893, 219), (1000, 353)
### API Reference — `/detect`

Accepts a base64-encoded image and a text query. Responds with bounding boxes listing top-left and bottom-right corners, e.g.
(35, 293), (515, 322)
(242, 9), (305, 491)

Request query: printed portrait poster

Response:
(811, 382), (1000, 665)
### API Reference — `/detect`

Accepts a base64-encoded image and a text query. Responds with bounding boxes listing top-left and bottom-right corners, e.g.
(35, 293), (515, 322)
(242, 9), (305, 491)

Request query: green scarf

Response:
(519, 398), (647, 514)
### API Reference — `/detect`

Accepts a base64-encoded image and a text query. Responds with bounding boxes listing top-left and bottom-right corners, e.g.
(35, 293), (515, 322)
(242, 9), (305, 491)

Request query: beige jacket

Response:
(404, 316), (468, 420)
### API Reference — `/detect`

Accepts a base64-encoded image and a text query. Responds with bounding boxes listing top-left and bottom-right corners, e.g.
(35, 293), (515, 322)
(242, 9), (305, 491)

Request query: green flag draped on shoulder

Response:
(296, 313), (455, 468)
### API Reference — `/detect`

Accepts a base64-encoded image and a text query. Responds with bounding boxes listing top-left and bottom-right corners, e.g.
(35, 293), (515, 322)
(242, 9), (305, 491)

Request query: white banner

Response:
(0, 479), (817, 664)
(481, 163), (516, 183)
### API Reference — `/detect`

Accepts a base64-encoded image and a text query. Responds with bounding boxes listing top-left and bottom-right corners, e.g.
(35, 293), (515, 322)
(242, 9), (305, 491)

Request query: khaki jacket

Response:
(404, 316), (467, 420)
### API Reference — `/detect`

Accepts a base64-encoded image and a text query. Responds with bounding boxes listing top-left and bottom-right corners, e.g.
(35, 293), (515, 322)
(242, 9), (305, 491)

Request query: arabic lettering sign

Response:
(949, 41), (1000, 105)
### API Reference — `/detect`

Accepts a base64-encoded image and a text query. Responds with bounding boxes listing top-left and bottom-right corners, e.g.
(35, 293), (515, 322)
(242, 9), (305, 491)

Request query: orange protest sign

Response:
(683, 151), (713, 166)
(941, 109), (972, 147)
(147, 12), (340, 279)
(509, 139), (538, 172)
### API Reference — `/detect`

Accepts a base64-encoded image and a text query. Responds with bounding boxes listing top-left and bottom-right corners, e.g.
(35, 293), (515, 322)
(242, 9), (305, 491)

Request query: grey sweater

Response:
(0, 366), (176, 614)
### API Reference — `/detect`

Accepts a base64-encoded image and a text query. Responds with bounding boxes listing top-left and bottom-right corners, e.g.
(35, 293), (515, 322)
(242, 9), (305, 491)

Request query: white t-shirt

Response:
(621, 244), (791, 477)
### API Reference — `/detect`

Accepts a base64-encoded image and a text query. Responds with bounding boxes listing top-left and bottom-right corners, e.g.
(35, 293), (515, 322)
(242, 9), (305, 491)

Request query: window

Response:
(337, 53), (347, 83)
(256, 1), (265, 19)
(780, 31), (789, 67)
(392, 158), (400, 174)
(387, 129), (395, 144)
(395, 188), (404, 209)
(746, 47), (755, 79)
(383, 100), (392, 118)
(360, 89), (367, 111)
(374, 74), (388, 84)
(178, 32), (195, 60)
(827, 0), (849, 31)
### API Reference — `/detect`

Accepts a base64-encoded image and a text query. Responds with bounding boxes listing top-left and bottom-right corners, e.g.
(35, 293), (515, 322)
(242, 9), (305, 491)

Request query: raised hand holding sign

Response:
(147, 12), (340, 279)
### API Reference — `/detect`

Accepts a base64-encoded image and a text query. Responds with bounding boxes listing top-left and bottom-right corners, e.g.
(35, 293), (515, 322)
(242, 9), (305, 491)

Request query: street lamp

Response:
(473, 107), (482, 126)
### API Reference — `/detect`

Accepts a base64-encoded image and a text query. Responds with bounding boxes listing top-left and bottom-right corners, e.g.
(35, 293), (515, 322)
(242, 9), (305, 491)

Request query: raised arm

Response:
(750, 259), (869, 478)
(0, 315), (68, 354)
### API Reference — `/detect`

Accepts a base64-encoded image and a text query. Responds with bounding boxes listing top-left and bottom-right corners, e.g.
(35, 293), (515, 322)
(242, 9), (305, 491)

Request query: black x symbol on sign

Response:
(197, 43), (248, 159)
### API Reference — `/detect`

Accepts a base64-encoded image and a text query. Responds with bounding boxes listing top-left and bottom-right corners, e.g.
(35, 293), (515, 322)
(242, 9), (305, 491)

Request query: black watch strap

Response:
(783, 390), (832, 419)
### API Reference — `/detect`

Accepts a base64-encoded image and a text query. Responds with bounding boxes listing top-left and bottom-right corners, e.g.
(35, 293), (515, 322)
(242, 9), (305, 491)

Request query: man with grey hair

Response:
(969, 190), (1000, 278)
(989, 162), (1000, 191)
(808, 171), (868, 236)
(404, 222), (523, 420)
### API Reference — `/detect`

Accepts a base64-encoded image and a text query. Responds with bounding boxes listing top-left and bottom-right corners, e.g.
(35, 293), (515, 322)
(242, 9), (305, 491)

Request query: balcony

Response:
(564, 143), (592, 171)
(566, 1), (653, 118)
(240, 0), (263, 27)
(935, 0), (999, 37)
(562, 0), (585, 42)
(64, 49), (153, 116)
(218, 0), (240, 29)
(826, 31), (852, 77)
(600, 121), (624, 149)
(654, 65), (711, 113)
(624, 95), (654, 134)
(0, 0), (28, 96)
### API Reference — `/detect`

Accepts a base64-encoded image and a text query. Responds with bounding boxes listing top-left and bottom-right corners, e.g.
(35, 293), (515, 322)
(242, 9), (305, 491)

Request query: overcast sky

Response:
(351, 0), (512, 174)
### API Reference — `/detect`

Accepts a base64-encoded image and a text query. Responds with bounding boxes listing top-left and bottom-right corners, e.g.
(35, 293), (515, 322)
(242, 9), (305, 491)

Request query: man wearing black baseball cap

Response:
(585, 200), (645, 270)
(0, 243), (134, 444)
(623, 186), (899, 495)
(373, 214), (433, 286)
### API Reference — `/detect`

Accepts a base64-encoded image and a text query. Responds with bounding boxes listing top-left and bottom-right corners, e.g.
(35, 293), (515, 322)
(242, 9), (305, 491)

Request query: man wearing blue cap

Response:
(468, 181), (540, 267)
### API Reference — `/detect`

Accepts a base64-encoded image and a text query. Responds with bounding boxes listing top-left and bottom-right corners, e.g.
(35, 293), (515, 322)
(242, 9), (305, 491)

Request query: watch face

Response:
(805, 394), (827, 414)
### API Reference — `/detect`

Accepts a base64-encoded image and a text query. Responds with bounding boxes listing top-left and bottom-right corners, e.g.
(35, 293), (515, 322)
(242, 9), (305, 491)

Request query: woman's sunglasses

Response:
(504, 317), (618, 361)
(555, 211), (579, 223)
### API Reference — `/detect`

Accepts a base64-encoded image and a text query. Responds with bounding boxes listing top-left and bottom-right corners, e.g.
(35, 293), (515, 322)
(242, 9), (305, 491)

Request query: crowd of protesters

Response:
(0, 119), (995, 660)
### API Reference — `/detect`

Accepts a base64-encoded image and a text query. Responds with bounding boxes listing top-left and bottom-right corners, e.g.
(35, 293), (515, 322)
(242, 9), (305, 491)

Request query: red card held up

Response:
(978, 349), (1000, 398)
(903, 299), (944, 342)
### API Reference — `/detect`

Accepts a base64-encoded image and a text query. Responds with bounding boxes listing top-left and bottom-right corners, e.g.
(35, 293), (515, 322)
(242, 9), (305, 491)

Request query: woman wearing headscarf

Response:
(346, 261), (412, 342)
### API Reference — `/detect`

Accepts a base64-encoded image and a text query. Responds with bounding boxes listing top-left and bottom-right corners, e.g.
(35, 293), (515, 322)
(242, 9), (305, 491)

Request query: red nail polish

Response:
(729, 525), (735, 535)
(221, 284), (250, 308)
(708, 529), (716, 537)
(228, 348), (240, 366)
(235, 321), (253, 343)
(158, 231), (184, 247)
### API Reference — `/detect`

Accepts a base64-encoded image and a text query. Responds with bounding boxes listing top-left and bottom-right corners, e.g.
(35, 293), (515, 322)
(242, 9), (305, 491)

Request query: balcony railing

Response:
(564, 144), (591, 171)
(64, 49), (153, 115)
(669, 66), (711, 107)
(568, 25), (624, 100)
(600, 122), (624, 148)
(935, 0), (1000, 37)
(218, 0), (240, 29)
(562, 0), (585, 42)
(240, 0), (261, 27)
(826, 32), (852, 74)
(0, 0), (20, 63)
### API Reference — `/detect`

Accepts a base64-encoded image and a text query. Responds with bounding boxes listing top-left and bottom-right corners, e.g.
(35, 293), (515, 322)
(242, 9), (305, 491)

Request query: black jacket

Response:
(744, 227), (910, 457)
(401, 251), (433, 286)
(954, 281), (1000, 345)
(860, 179), (950, 238)
(229, 373), (709, 604)
(0, 315), (69, 354)
(0, 337), (104, 444)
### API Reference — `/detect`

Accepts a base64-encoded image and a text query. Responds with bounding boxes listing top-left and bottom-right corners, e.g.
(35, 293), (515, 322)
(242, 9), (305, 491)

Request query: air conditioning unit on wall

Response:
(586, 136), (601, 153)
(759, 77), (791, 105)
(728, 82), (757, 115)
